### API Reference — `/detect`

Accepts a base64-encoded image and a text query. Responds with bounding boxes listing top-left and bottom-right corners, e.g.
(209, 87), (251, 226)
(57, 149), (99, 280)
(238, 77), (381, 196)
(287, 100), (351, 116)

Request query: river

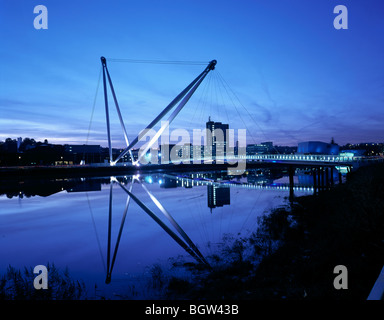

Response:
(0, 168), (316, 299)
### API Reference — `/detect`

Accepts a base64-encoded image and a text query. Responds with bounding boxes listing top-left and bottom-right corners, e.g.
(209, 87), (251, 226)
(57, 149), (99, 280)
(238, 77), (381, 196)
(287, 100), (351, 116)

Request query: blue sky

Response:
(1, 0), (383, 147)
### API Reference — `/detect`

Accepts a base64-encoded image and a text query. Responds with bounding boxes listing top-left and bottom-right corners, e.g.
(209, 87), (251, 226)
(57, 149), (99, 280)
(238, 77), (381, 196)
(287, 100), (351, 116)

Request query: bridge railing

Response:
(248, 154), (349, 162)
(152, 154), (384, 165)
(227, 154), (384, 163)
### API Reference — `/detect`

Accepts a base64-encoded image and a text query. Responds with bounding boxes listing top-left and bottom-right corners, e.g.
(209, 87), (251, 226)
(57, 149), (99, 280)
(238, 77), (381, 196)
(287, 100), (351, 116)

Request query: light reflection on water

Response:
(0, 169), (313, 298)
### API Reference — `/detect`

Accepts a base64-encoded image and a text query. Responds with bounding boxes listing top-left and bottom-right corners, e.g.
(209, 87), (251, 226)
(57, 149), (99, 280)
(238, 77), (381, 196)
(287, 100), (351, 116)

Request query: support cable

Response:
(215, 71), (257, 145)
(106, 183), (113, 279)
(107, 58), (208, 65)
(106, 181), (133, 283)
(83, 67), (102, 163)
(132, 68), (210, 165)
(86, 191), (106, 273)
(216, 71), (280, 153)
(85, 66), (102, 146)
(105, 66), (134, 162)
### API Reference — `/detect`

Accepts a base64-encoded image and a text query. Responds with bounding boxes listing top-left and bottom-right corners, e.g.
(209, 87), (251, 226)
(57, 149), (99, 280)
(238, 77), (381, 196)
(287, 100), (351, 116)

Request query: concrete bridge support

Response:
(312, 166), (335, 194)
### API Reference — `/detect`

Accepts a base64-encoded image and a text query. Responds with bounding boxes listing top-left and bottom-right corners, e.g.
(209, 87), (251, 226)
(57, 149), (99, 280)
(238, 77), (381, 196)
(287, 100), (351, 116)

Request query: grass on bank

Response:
(0, 263), (86, 300)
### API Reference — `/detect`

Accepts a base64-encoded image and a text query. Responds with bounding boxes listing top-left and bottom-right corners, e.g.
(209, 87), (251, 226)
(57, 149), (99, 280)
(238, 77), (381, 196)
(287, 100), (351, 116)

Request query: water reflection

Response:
(105, 175), (210, 283)
(207, 185), (230, 212)
(0, 168), (319, 293)
(0, 177), (103, 198)
(0, 168), (318, 200)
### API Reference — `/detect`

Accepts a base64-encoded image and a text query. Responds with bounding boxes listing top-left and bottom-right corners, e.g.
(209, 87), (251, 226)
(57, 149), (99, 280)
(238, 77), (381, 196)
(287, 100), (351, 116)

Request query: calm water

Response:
(0, 169), (314, 298)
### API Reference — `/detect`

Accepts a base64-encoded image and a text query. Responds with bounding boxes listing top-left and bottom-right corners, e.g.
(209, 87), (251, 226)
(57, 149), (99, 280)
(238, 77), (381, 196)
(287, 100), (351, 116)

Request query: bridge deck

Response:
(158, 154), (384, 167)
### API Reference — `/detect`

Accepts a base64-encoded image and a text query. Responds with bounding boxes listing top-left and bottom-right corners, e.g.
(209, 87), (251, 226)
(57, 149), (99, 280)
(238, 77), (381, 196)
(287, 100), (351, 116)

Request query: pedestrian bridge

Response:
(98, 56), (384, 170)
(240, 153), (384, 166)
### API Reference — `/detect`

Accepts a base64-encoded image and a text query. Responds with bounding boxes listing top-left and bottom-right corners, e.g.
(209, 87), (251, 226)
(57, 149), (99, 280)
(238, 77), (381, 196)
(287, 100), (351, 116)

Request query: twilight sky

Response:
(1, 0), (383, 147)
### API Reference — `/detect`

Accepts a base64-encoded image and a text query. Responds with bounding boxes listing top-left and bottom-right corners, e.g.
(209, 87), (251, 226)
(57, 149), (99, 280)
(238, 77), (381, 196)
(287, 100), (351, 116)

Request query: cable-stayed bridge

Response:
(98, 56), (383, 171)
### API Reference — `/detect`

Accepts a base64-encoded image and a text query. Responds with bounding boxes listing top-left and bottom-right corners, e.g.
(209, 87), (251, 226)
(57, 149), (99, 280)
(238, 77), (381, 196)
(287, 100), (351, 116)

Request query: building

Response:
(341, 143), (384, 156)
(207, 185), (230, 212)
(297, 141), (339, 155)
(159, 144), (176, 164)
(206, 117), (229, 160)
(261, 141), (273, 152)
(246, 141), (274, 155)
(246, 144), (268, 155)
(180, 143), (193, 161)
(64, 144), (101, 164)
(179, 143), (205, 162)
(339, 149), (365, 157)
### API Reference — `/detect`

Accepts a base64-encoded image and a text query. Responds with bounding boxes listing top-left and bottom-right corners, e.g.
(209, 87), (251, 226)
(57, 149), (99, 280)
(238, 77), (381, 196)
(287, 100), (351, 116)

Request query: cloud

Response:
(0, 118), (105, 143)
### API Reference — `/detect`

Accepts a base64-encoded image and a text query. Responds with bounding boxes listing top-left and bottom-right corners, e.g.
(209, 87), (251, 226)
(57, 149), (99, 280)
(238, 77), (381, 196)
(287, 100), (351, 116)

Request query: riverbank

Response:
(164, 163), (384, 300)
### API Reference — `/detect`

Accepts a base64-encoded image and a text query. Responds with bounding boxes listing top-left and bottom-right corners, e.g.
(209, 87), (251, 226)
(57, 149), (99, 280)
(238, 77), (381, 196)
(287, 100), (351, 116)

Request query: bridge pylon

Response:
(100, 56), (217, 166)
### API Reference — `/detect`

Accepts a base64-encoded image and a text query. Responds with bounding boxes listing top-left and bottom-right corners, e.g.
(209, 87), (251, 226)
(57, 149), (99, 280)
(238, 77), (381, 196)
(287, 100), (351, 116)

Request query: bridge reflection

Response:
(104, 175), (210, 284)
(0, 168), (323, 200)
(0, 168), (347, 283)
(101, 168), (321, 282)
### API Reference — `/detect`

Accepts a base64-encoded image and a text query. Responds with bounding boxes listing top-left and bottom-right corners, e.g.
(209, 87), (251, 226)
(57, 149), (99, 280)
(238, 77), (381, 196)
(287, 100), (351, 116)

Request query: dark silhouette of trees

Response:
(0, 137), (57, 166)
